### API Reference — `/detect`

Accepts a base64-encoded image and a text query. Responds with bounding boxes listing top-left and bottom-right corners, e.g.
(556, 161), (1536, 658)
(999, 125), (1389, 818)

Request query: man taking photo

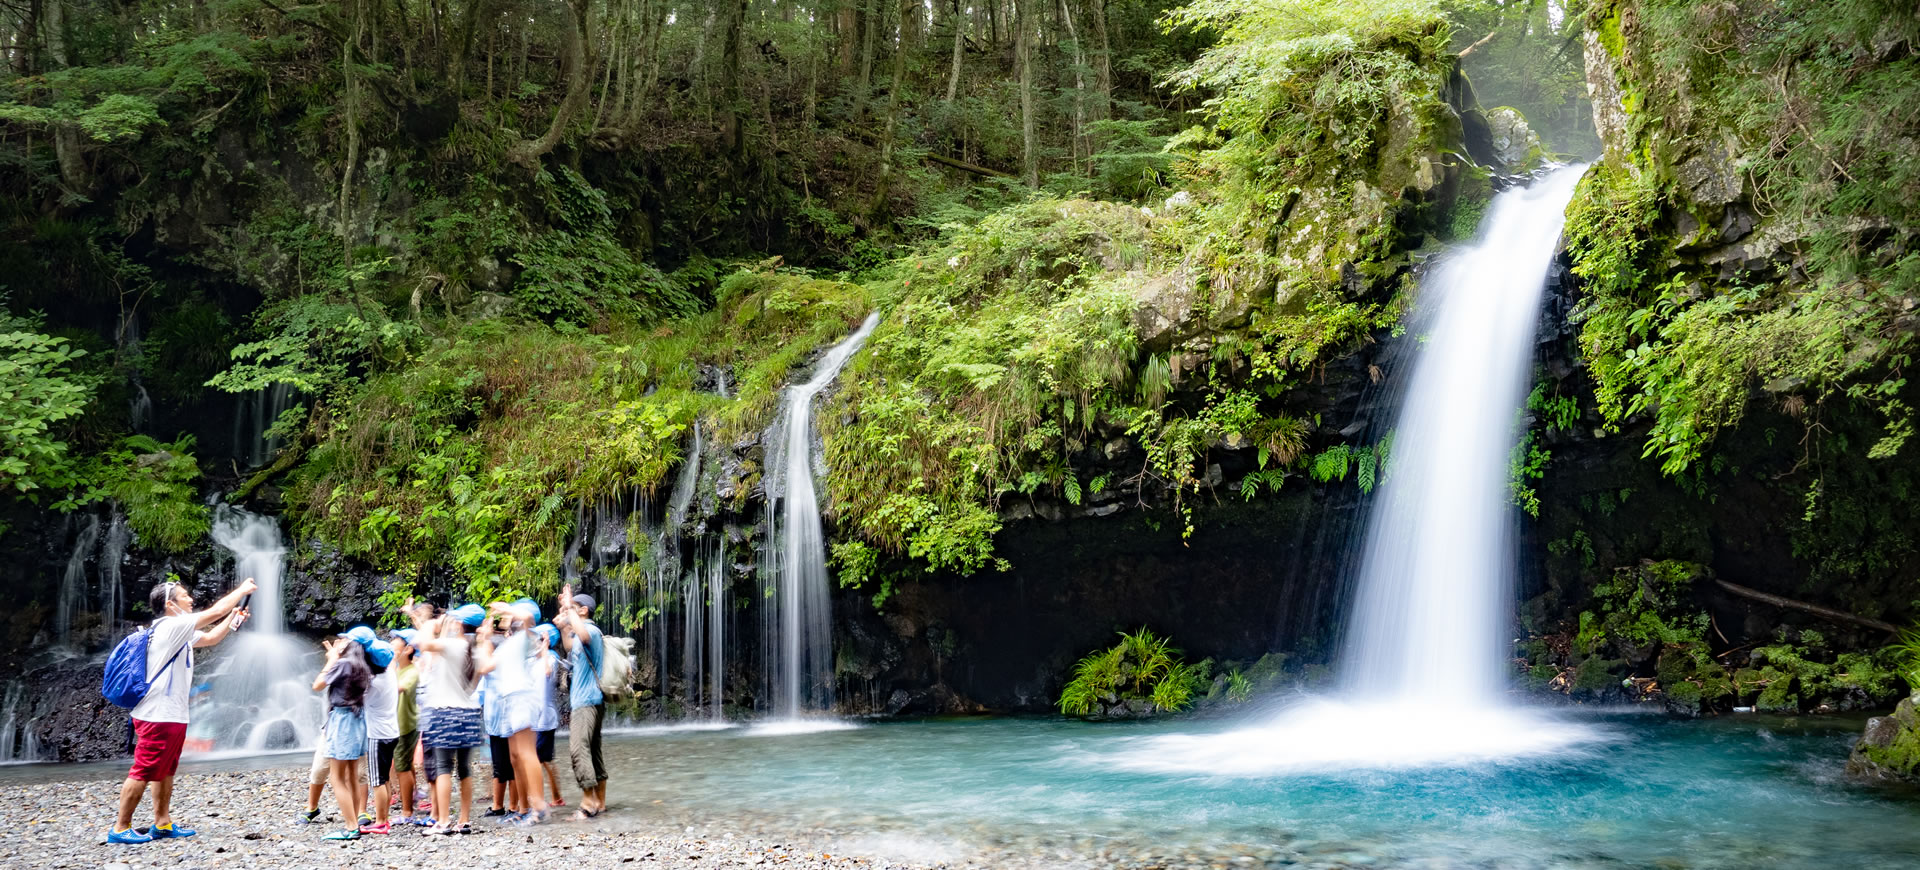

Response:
(108, 577), (256, 844)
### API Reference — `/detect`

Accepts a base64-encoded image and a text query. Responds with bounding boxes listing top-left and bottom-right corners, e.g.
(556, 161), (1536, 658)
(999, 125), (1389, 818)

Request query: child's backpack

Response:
(598, 636), (636, 700)
(100, 625), (189, 709)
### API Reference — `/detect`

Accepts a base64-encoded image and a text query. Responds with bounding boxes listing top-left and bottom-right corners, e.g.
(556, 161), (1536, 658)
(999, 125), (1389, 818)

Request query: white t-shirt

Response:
(130, 615), (196, 724)
(490, 631), (534, 696)
(423, 637), (479, 709)
(365, 668), (400, 740)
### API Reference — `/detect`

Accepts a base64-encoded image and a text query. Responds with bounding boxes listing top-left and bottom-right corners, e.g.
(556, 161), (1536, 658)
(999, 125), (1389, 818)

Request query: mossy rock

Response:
(1849, 694), (1920, 781)
(1571, 656), (1627, 694)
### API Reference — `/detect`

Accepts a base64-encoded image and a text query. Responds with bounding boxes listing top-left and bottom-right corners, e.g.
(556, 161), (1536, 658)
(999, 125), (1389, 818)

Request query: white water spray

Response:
(761, 313), (880, 719)
(191, 506), (322, 752)
(1114, 167), (1603, 773)
(1341, 166), (1587, 706)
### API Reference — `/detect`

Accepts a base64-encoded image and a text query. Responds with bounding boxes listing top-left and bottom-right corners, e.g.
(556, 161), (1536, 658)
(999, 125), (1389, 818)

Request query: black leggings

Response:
(431, 746), (472, 781)
(489, 734), (514, 782)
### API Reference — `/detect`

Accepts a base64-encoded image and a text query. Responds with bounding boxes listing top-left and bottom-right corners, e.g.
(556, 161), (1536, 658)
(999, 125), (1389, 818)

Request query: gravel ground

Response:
(0, 762), (975, 870)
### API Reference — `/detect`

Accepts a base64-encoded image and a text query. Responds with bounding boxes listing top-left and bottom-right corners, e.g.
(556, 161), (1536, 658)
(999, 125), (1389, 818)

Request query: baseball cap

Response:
(537, 624), (560, 649)
(339, 625), (395, 668)
(571, 593), (596, 612)
(391, 628), (419, 649)
(511, 597), (542, 623)
(450, 603), (487, 627)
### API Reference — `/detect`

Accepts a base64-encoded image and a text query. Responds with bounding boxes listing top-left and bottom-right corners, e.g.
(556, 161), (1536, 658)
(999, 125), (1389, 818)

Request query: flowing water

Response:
(189, 506), (322, 752)
(760, 312), (880, 719)
(1122, 166), (1599, 773)
(9, 714), (1915, 867)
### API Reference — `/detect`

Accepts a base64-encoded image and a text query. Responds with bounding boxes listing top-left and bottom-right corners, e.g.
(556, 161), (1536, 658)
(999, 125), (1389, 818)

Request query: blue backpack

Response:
(101, 626), (189, 709)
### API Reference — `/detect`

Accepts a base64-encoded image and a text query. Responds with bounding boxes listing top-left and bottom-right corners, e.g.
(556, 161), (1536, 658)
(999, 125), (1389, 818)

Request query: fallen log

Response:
(924, 151), (1013, 178)
(1713, 578), (1901, 634)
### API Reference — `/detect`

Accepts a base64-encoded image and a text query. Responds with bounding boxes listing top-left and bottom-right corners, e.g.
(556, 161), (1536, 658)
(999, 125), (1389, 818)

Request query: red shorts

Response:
(128, 719), (188, 782)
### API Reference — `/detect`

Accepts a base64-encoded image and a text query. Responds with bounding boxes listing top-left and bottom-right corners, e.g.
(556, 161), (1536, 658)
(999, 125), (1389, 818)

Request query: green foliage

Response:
(1570, 1), (1919, 475)
(1058, 628), (1211, 716)
(1306, 435), (1391, 493)
(283, 269), (865, 598)
(0, 313), (97, 498)
(75, 435), (209, 553)
(511, 167), (698, 325)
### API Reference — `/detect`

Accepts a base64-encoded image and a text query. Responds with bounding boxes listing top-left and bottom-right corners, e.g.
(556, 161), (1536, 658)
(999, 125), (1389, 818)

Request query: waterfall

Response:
(760, 313), (881, 719)
(1341, 165), (1588, 707)
(233, 382), (296, 468)
(1114, 167), (1603, 773)
(99, 511), (129, 637)
(191, 506), (322, 752)
(706, 537), (727, 721)
(55, 514), (101, 646)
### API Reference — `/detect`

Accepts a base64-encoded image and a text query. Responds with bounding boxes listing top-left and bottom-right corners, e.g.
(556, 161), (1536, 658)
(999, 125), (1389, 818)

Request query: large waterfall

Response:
(761, 313), (880, 719)
(1116, 166), (1603, 773)
(190, 506), (322, 753)
(1340, 166), (1588, 706)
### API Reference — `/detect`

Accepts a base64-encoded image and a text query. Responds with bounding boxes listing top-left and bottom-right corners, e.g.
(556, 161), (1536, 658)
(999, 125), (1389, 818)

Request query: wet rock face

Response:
(1849, 693), (1920, 781)
(1484, 107), (1540, 172)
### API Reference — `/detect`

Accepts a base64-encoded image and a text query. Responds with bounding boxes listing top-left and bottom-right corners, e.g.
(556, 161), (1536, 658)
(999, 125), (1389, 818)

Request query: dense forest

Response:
(1, 0), (1917, 739)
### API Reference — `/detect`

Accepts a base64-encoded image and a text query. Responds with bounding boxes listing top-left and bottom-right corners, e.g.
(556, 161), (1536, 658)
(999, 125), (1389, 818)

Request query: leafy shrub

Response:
(1058, 628), (1211, 716)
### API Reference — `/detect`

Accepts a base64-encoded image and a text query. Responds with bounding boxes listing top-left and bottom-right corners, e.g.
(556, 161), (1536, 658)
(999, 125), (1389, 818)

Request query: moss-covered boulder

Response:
(1849, 693), (1920, 781)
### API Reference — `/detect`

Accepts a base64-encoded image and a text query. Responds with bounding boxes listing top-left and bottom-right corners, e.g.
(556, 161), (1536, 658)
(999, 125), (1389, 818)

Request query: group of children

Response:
(300, 589), (610, 841)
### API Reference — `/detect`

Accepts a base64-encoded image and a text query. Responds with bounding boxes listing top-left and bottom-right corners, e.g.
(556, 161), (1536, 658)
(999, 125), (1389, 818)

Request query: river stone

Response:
(1484, 107), (1539, 172)
(1848, 692), (1920, 780)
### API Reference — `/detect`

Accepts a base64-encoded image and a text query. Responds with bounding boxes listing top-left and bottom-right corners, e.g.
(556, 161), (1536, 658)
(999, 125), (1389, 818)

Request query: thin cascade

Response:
(706, 535), (727, 720)
(55, 514), (101, 646)
(234, 382), (296, 468)
(99, 511), (129, 637)
(759, 312), (881, 718)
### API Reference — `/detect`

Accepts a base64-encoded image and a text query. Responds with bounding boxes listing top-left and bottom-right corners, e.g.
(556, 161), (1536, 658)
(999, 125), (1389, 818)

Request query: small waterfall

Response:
(233, 382), (296, 468)
(706, 537), (728, 721)
(55, 514), (102, 645)
(192, 506), (322, 752)
(760, 313), (880, 719)
(119, 313), (153, 434)
(99, 511), (129, 636)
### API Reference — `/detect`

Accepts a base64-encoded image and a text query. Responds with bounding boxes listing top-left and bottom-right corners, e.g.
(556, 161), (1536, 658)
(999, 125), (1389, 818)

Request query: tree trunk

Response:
(855, 0), (879, 123)
(717, 0), (747, 157)
(944, 0), (963, 102)
(511, 0), (592, 167)
(1089, 0), (1110, 125)
(339, 0), (363, 272)
(1016, 0), (1036, 187)
(878, 0), (914, 183)
(1059, 0), (1085, 168)
(43, 0), (88, 194)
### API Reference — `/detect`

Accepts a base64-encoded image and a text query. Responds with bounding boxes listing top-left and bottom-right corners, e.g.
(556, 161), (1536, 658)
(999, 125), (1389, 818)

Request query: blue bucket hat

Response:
(391, 628), (419, 649)
(512, 597), (542, 624)
(536, 623), (559, 649)
(450, 603), (487, 627)
(339, 625), (395, 668)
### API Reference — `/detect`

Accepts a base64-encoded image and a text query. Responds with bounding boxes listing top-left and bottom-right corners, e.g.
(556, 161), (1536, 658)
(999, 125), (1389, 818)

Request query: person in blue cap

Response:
(310, 629), (374, 840)
(534, 623), (566, 808)
(340, 627), (399, 835)
(474, 599), (552, 825)
(556, 583), (608, 819)
(388, 629), (429, 826)
(405, 600), (486, 835)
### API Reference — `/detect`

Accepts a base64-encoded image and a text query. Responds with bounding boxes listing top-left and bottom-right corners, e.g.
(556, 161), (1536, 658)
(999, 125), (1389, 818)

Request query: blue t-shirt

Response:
(568, 622), (605, 709)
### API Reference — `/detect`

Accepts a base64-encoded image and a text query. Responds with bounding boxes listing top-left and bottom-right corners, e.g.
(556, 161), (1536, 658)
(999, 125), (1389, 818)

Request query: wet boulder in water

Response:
(1849, 692), (1920, 781)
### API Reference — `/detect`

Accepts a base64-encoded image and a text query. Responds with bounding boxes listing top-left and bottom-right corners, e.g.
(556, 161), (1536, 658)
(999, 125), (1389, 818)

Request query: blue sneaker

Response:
(107, 828), (153, 845)
(150, 823), (196, 839)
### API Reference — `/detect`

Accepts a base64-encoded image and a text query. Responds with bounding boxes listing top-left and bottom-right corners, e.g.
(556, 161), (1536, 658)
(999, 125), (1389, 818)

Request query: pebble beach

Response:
(0, 762), (974, 870)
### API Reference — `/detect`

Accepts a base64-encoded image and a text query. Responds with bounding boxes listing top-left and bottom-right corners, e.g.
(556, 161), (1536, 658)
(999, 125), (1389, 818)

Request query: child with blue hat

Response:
(310, 627), (374, 840)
